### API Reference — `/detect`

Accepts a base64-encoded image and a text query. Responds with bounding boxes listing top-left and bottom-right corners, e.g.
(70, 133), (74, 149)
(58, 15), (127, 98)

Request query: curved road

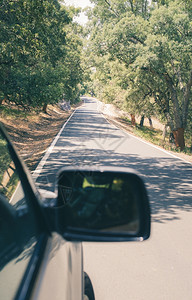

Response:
(34, 97), (192, 300)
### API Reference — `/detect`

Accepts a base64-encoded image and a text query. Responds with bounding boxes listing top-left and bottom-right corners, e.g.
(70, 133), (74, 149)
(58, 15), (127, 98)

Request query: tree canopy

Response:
(0, 0), (83, 109)
(1, 0), (191, 150)
(84, 0), (192, 149)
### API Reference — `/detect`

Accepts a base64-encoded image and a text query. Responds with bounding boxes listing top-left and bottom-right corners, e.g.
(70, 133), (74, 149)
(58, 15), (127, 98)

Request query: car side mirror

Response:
(55, 167), (151, 242)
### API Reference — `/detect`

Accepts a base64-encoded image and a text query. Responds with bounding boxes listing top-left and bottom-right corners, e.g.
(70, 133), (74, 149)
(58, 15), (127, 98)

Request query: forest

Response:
(0, 0), (192, 151)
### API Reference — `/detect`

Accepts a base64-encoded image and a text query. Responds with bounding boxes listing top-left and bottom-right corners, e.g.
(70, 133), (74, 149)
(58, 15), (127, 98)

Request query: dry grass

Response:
(0, 103), (81, 170)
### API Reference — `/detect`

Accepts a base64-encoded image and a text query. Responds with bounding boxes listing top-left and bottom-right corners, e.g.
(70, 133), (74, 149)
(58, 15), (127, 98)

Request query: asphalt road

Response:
(34, 97), (192, 300)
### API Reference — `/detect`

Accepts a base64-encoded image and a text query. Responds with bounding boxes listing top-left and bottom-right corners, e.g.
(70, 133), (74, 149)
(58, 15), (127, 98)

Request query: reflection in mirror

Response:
(57, 170), (142, 235)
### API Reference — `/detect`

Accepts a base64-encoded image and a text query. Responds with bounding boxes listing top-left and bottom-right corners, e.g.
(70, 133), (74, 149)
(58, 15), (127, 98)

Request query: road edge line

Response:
(32, 109), (77, 181)
(100, 110), (192, 166)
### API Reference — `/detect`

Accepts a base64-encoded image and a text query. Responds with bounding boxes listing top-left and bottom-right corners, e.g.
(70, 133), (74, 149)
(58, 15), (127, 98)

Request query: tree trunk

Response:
(169, 132), (175, 144)
(130, 114), (136, 126)
(162, 125), (167, 141)
(140, 115), (144, 127)
(182, 70), (192, 128)
(0, 97), (6, 105)
(170, 86), (183, 129)
(172, 128), (185, 150)
(148, 117), (153, 128)
(43, 103), (48, 113)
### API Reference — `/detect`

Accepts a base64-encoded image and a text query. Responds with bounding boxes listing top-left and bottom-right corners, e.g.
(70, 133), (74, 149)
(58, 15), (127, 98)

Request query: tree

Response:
(0, 0), (83, 110)
(61, 18), (84, 103)
(86, 0), (192, 150)
(133, 2), (192, 149)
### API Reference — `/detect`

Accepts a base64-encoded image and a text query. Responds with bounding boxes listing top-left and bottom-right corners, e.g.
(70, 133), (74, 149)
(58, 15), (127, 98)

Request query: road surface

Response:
(34, 97), (192, 300)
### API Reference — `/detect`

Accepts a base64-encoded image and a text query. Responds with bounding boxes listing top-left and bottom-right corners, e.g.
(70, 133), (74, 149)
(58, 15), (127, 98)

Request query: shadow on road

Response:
(35, 105), (192, 224)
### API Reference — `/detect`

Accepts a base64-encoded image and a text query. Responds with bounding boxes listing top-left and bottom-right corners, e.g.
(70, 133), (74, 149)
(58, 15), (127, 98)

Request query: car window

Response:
(0, 131), (39, 299)
(0, 136), (25, 209)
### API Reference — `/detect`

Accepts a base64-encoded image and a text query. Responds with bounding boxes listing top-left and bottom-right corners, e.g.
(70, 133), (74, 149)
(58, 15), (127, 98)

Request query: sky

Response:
(62, 0), (94, 24)
(64, 0), (93, 8)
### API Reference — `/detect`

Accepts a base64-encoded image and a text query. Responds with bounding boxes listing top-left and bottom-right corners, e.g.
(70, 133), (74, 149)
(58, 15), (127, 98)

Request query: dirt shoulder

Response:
(106, 115), (192, 164)
(1, 99), (191, 170)
(0, 103), (82, 170)
(96, 100), (192, 164)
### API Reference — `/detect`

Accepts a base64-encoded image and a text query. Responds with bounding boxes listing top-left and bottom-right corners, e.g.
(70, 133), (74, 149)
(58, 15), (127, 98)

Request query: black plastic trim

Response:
(63, 230), (147, 242)
(58, 167), (151, 242)
(0, 123), (51, 233)
(0, 123), (52, 299)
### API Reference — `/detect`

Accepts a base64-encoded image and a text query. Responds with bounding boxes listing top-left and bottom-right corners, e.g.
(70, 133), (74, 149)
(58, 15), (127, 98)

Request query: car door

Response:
(0, 125), (83, 300)
(0, 123), (151, 300)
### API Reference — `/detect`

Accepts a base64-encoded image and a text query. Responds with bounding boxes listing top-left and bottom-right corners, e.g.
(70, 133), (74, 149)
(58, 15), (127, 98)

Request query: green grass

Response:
(122, 117), (192, 155)
(134, 126), (162, 142)
(0, 135), (20, 200)
(0, 105), (29, 119)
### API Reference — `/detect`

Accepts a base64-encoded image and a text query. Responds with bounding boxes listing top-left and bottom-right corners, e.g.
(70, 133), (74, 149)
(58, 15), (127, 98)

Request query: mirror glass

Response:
(57, 170), (142, 235)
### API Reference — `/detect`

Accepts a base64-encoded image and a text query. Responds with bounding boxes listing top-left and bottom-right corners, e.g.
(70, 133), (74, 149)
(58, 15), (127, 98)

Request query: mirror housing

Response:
(55, 167), (151, 242)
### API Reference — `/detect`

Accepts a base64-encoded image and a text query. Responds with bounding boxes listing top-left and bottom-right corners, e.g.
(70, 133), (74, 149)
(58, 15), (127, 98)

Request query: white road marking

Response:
(99, 106), (192, 166)
(32, 109), (77, 181)
(32, 97), (192, 184)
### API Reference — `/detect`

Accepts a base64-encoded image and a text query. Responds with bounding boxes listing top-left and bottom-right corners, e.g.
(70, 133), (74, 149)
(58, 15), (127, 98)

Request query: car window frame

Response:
(0, 123), (51, 300)
(0, 123), (50, 232)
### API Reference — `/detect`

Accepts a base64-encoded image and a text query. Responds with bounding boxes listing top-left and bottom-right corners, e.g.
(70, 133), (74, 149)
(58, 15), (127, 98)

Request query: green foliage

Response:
(85, 0), (192, 149)
(0, 137), (12, 181)
(0, 0), (83, 109)
(0, 105), (28, 118)
(89, 0), (150, 20)
(61, 21), (84, 103)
